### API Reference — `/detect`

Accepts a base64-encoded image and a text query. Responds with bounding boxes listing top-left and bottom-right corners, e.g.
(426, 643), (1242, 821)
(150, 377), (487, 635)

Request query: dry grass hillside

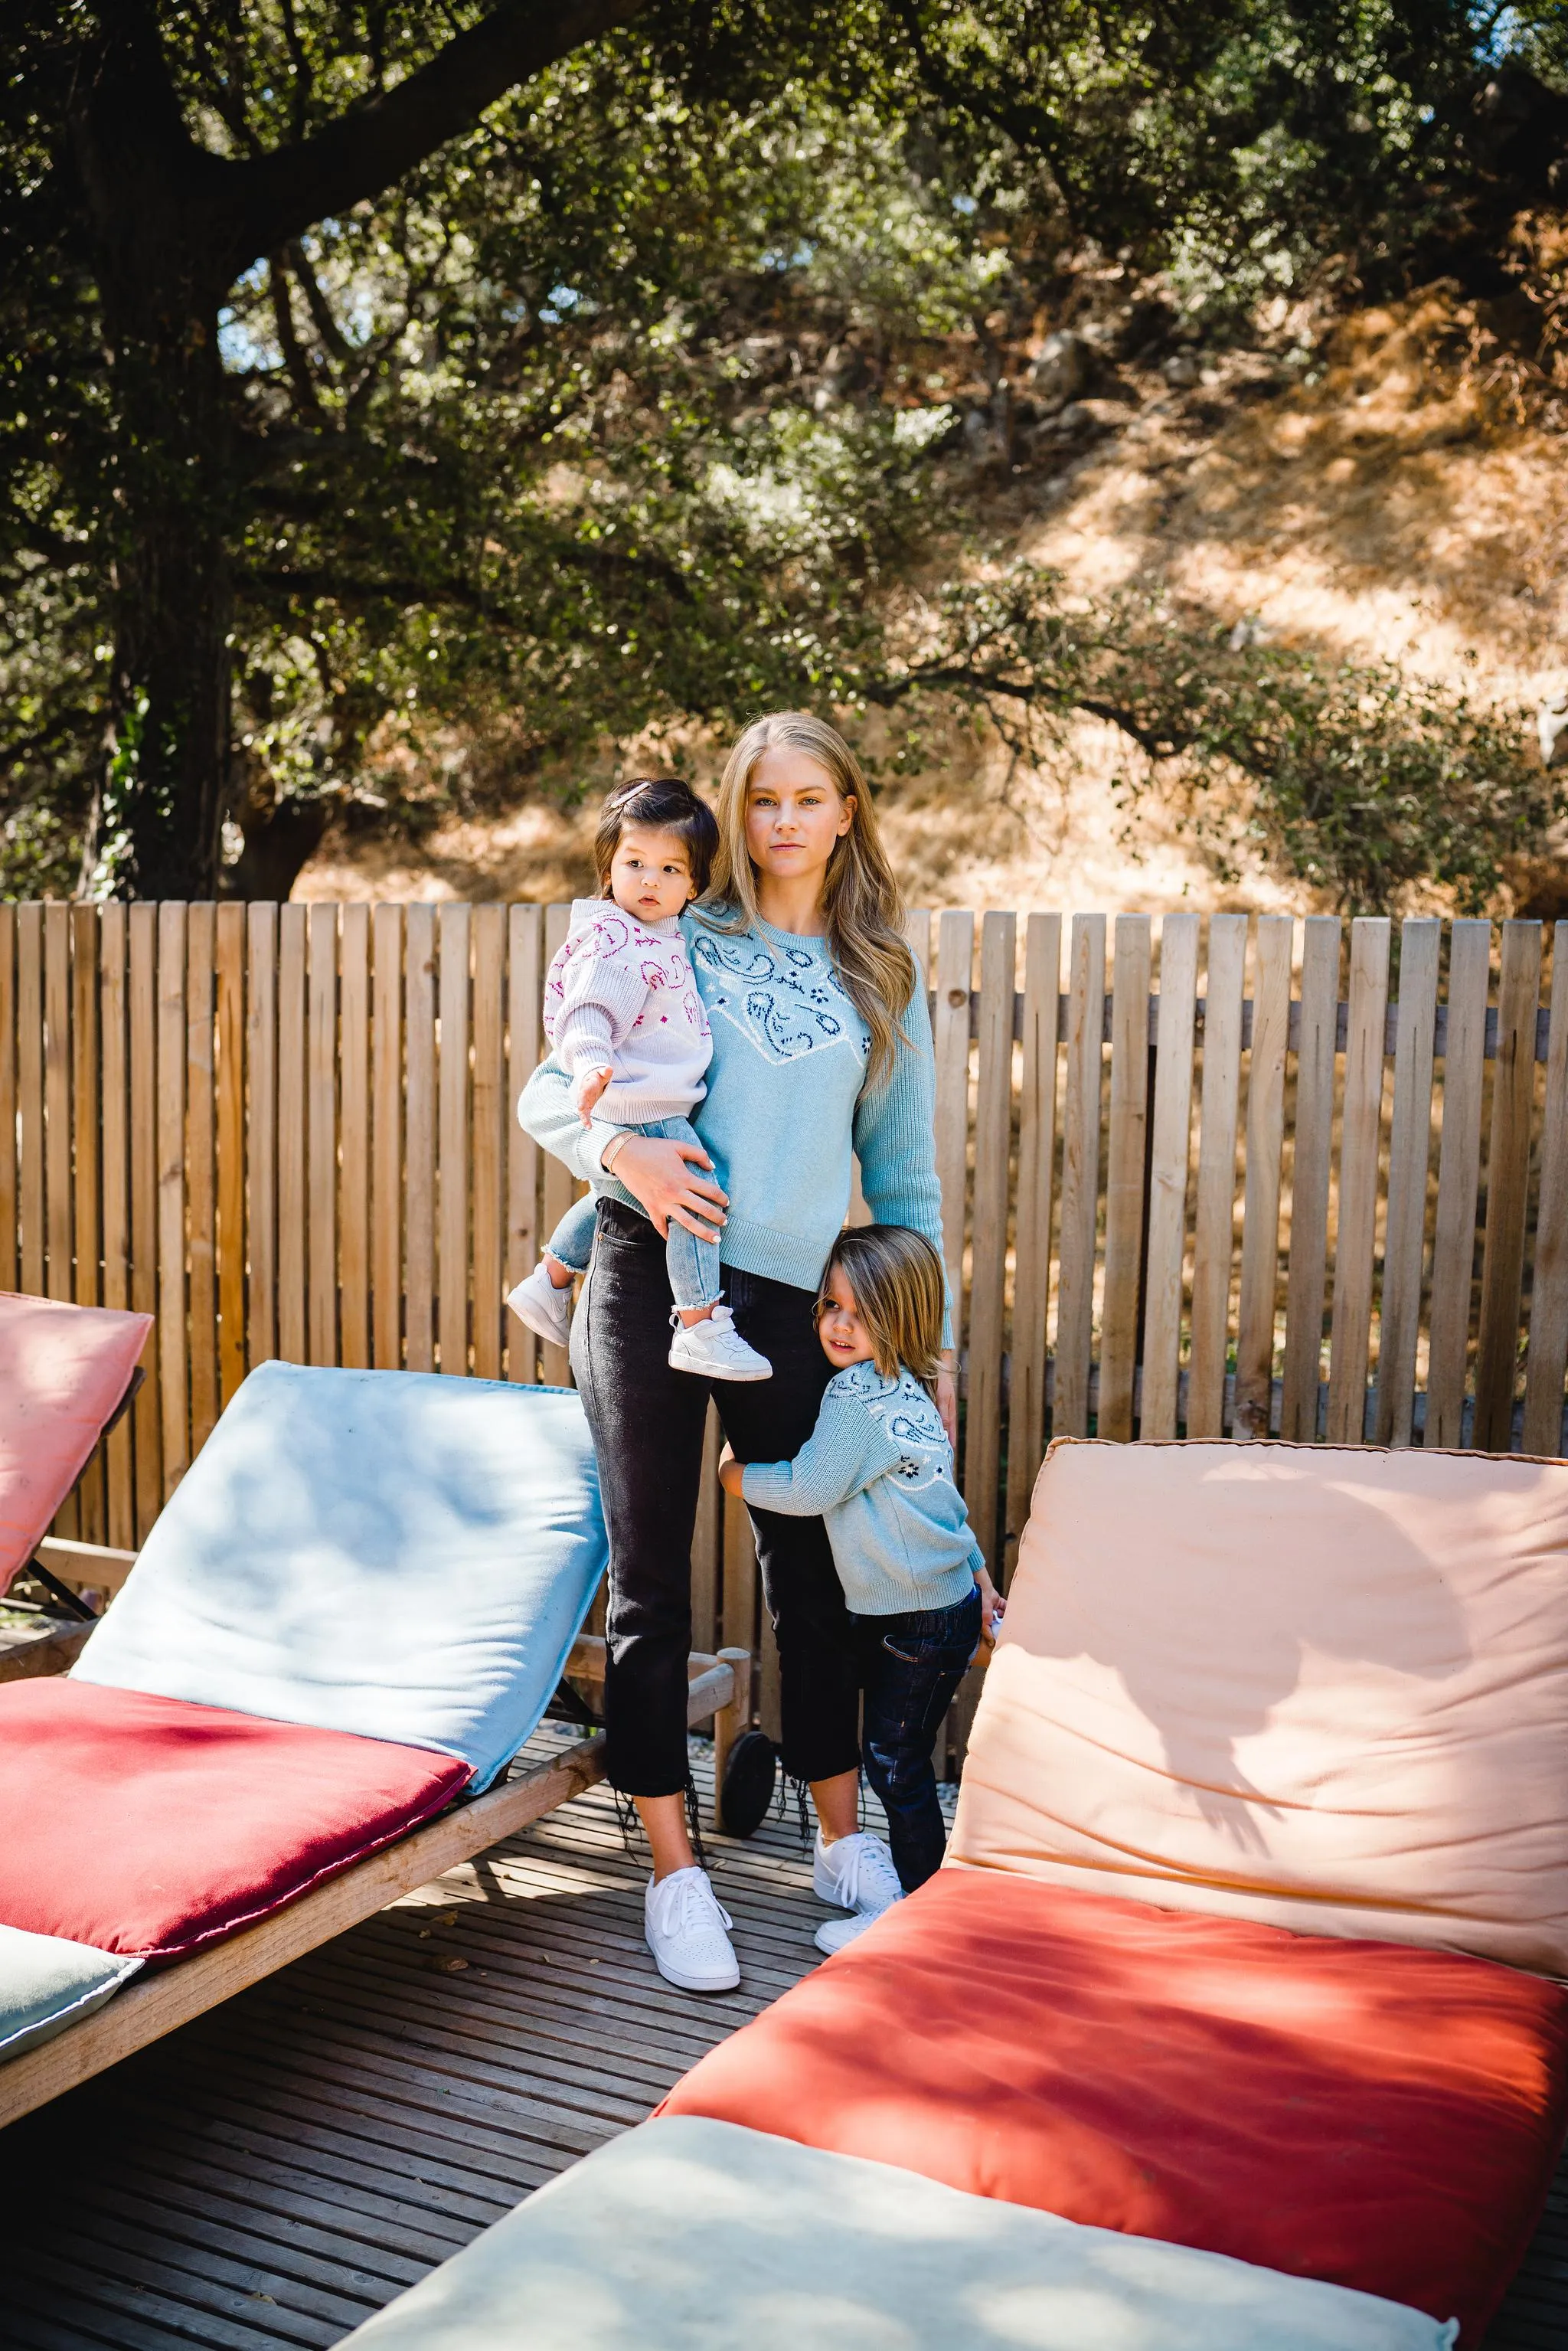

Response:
(299, 289), (1568, 916)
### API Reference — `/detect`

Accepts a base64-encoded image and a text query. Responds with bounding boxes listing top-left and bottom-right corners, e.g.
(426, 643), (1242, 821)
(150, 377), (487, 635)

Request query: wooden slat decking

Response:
(0, 1736), (1561, 2349)
(0, 1736), (826, 2349)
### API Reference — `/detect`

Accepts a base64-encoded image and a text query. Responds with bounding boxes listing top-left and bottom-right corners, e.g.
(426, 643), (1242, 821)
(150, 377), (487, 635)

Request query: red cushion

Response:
(0, 1294), (151, 1597)
(659, 1868), (1568, 2342)
(0, 1679), (471, 1958)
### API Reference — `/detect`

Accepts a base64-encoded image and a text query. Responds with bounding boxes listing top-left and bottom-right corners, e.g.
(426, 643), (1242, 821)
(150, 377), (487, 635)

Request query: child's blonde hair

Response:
(818, 1225), (945, 1393)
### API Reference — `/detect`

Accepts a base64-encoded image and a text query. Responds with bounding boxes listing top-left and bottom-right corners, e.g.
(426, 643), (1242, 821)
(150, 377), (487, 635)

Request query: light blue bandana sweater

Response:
(743, 1362), (983, 1617)
(518, 908), (949, 1330)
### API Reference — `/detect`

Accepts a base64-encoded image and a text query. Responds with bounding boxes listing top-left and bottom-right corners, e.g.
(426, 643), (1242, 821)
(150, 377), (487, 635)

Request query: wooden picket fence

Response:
(5, 902), (1567, 1743)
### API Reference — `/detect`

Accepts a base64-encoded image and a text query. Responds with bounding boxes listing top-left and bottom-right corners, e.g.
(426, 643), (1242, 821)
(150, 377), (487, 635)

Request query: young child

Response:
(508, 775), (771, 1381)
(719, 1223), (1002, 1952)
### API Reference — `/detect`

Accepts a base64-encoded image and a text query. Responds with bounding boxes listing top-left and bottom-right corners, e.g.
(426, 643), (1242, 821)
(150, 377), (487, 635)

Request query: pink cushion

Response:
(0, 1679), (471, 1957)
(951, 1439), (1568, 1973)
(0, 1294), (150, 1597)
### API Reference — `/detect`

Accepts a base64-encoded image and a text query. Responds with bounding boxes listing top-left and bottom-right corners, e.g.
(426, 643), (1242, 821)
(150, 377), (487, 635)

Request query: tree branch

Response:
(222, 0), (645, 276)
(270, 260), (322, 410)
(861, 662), (1198, 760)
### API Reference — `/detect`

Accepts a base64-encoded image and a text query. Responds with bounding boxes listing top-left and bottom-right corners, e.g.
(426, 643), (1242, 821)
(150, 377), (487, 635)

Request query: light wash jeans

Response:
(543, 1114), (720, 1313)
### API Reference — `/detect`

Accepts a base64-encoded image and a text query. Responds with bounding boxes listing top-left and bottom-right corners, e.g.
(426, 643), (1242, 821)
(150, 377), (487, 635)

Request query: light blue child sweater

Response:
(519, 909), (949, 1329)
(742, 1361), (983, 1617)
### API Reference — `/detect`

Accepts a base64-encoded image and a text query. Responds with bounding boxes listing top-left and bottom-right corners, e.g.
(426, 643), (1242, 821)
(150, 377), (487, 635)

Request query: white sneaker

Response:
(507, 1263), (573, 1348)
(815, 1907), (887, 1956)
(814, 1829), (903, 1920)
(668, 1303), (772, 1381)
(644, 1866), (740, 1993)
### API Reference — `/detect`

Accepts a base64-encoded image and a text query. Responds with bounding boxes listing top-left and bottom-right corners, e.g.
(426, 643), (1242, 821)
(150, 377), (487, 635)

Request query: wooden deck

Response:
(0, 1734), (1562, 2350)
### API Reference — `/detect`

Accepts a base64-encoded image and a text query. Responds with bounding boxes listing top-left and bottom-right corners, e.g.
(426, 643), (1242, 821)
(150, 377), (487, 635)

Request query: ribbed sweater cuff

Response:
(556, 1005), (616, 1074)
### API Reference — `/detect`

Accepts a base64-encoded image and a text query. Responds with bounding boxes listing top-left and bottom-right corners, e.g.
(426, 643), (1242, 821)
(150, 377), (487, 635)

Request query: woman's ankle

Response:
(638, 1790), (696, 1880)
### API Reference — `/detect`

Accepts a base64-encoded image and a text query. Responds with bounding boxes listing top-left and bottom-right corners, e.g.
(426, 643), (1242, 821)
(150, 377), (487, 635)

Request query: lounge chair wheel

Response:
(719, 1730), (776, 1839)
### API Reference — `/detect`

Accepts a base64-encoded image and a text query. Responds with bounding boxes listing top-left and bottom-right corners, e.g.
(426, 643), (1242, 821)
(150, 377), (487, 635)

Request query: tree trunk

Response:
(69, 15), (240, 901)
(62, 0), (647, 897)
(83, 332), (234, 899)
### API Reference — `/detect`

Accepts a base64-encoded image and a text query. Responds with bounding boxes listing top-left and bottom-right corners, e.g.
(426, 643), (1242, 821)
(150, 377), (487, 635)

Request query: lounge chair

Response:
(0, 1359), (750, 2122)
(0, 1291), (150, 1679)
(338, 1438), (1568, 2349)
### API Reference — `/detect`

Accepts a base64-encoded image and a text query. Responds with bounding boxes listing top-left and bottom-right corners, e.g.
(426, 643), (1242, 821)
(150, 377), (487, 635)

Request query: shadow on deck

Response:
(0, 1737), (1562, 2350)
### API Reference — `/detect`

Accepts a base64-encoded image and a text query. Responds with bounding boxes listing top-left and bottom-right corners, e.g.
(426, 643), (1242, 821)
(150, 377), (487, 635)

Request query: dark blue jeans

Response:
(854, 1584), (982, 1893)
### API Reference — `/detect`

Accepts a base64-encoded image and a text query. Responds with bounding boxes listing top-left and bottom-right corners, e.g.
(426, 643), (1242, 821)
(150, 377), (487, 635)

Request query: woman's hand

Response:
(936, 1356), (958, 1450)
(608, 1133), (728, 1243)
(717, 1442), (745, 1499)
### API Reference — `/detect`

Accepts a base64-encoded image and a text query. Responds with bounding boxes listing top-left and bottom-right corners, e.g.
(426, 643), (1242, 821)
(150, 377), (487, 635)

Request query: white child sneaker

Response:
(814, 1829), (903, 1923)
(668, 1303), (772, 1381)
(507, 1263), (572, 1349)
(815, 1906), (890, 1957)
(644, 1865), (741, 1993)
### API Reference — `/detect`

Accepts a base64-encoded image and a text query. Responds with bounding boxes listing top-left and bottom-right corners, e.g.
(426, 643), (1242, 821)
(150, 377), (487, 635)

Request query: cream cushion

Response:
(338, 2117), (1459, 2351)
(949, 1439), (1568, 1974)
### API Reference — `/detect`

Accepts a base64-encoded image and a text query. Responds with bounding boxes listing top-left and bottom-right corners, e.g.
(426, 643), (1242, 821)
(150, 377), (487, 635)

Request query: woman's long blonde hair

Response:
(704, 711), (915, 1082)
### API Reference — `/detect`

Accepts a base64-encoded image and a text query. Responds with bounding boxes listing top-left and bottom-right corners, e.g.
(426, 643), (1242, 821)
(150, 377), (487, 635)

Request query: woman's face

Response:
(744, 749), (854, 893)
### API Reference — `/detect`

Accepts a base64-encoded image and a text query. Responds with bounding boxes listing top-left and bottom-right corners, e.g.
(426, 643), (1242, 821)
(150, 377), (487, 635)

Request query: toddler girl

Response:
(508, 777), (771, 1381)
(720, 1223), (1001, 1951)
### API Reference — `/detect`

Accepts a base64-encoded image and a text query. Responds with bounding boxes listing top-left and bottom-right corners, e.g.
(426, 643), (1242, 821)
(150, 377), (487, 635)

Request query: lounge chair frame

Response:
(0, 1627), (752, 2134)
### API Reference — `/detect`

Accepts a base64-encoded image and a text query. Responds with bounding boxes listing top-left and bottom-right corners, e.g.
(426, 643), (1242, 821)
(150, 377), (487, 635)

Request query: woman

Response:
(519, 711), (955, 1992)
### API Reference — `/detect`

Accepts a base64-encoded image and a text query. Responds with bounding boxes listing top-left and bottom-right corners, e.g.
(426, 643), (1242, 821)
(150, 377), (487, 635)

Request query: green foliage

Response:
(2, 1), (1566, 898)
(871, 568), (1561, 910)
(1125, 636), (1560, 912)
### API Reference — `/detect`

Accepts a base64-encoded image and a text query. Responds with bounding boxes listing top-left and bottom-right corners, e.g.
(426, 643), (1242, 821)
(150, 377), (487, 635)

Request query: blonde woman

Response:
(518, 712), (952, 1993)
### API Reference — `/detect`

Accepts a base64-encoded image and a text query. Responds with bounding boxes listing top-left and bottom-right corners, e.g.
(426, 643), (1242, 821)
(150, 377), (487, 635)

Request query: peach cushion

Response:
(949, 1439), (1568, 1974)
(0, 1295), (151, 1598)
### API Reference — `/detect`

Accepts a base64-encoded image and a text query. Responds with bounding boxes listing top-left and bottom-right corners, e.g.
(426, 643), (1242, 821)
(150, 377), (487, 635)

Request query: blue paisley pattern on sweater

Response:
(517, 908), (946, 1314)
(834, 1362), (952, 1494)
(741, 1359), (983, 1616)
(688, 927), (864, 1065)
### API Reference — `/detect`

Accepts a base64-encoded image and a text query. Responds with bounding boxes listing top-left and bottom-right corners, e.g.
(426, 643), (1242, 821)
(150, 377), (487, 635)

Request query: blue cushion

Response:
(0, 1922), (141, 2064)
(74, 1364), (606, 1790)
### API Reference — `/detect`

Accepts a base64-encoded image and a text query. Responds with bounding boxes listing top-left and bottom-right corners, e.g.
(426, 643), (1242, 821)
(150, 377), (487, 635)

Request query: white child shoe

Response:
(812, 1829), (903, 1956)
(815, 1906), (889, 1956)
(644, 1865), (740, 1993)
(668, 1303), (772, 1381)
(507, 1263), (573, 1349)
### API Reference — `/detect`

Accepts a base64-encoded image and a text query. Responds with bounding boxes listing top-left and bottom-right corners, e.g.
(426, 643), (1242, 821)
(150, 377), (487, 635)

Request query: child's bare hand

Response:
(717, 1443), (745, 1499)
(572, 1064), (613, 1124)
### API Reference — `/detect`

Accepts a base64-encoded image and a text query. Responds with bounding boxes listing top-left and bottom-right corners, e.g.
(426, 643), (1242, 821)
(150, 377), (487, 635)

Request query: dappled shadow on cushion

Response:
(660, 1868), (1568, 2343)
(950, 1444), (1568, 1973)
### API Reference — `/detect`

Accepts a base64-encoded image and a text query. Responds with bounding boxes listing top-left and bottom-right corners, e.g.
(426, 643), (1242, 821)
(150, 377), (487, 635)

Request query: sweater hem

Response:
(838, 1564), (978, 1618)
(717, 1211), (836, 1296)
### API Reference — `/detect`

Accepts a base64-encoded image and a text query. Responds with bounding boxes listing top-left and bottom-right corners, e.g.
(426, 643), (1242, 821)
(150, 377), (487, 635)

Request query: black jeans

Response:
(854, 1585), (982, 1892)
(571, 1200), (861, 1797)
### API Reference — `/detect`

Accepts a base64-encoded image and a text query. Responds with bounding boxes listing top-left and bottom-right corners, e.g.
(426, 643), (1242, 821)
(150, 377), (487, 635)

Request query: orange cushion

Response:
(0, 1293), (150, 1597)
(949, 1439), (1568, 1973)
(658, 1869), (1568, 2343)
